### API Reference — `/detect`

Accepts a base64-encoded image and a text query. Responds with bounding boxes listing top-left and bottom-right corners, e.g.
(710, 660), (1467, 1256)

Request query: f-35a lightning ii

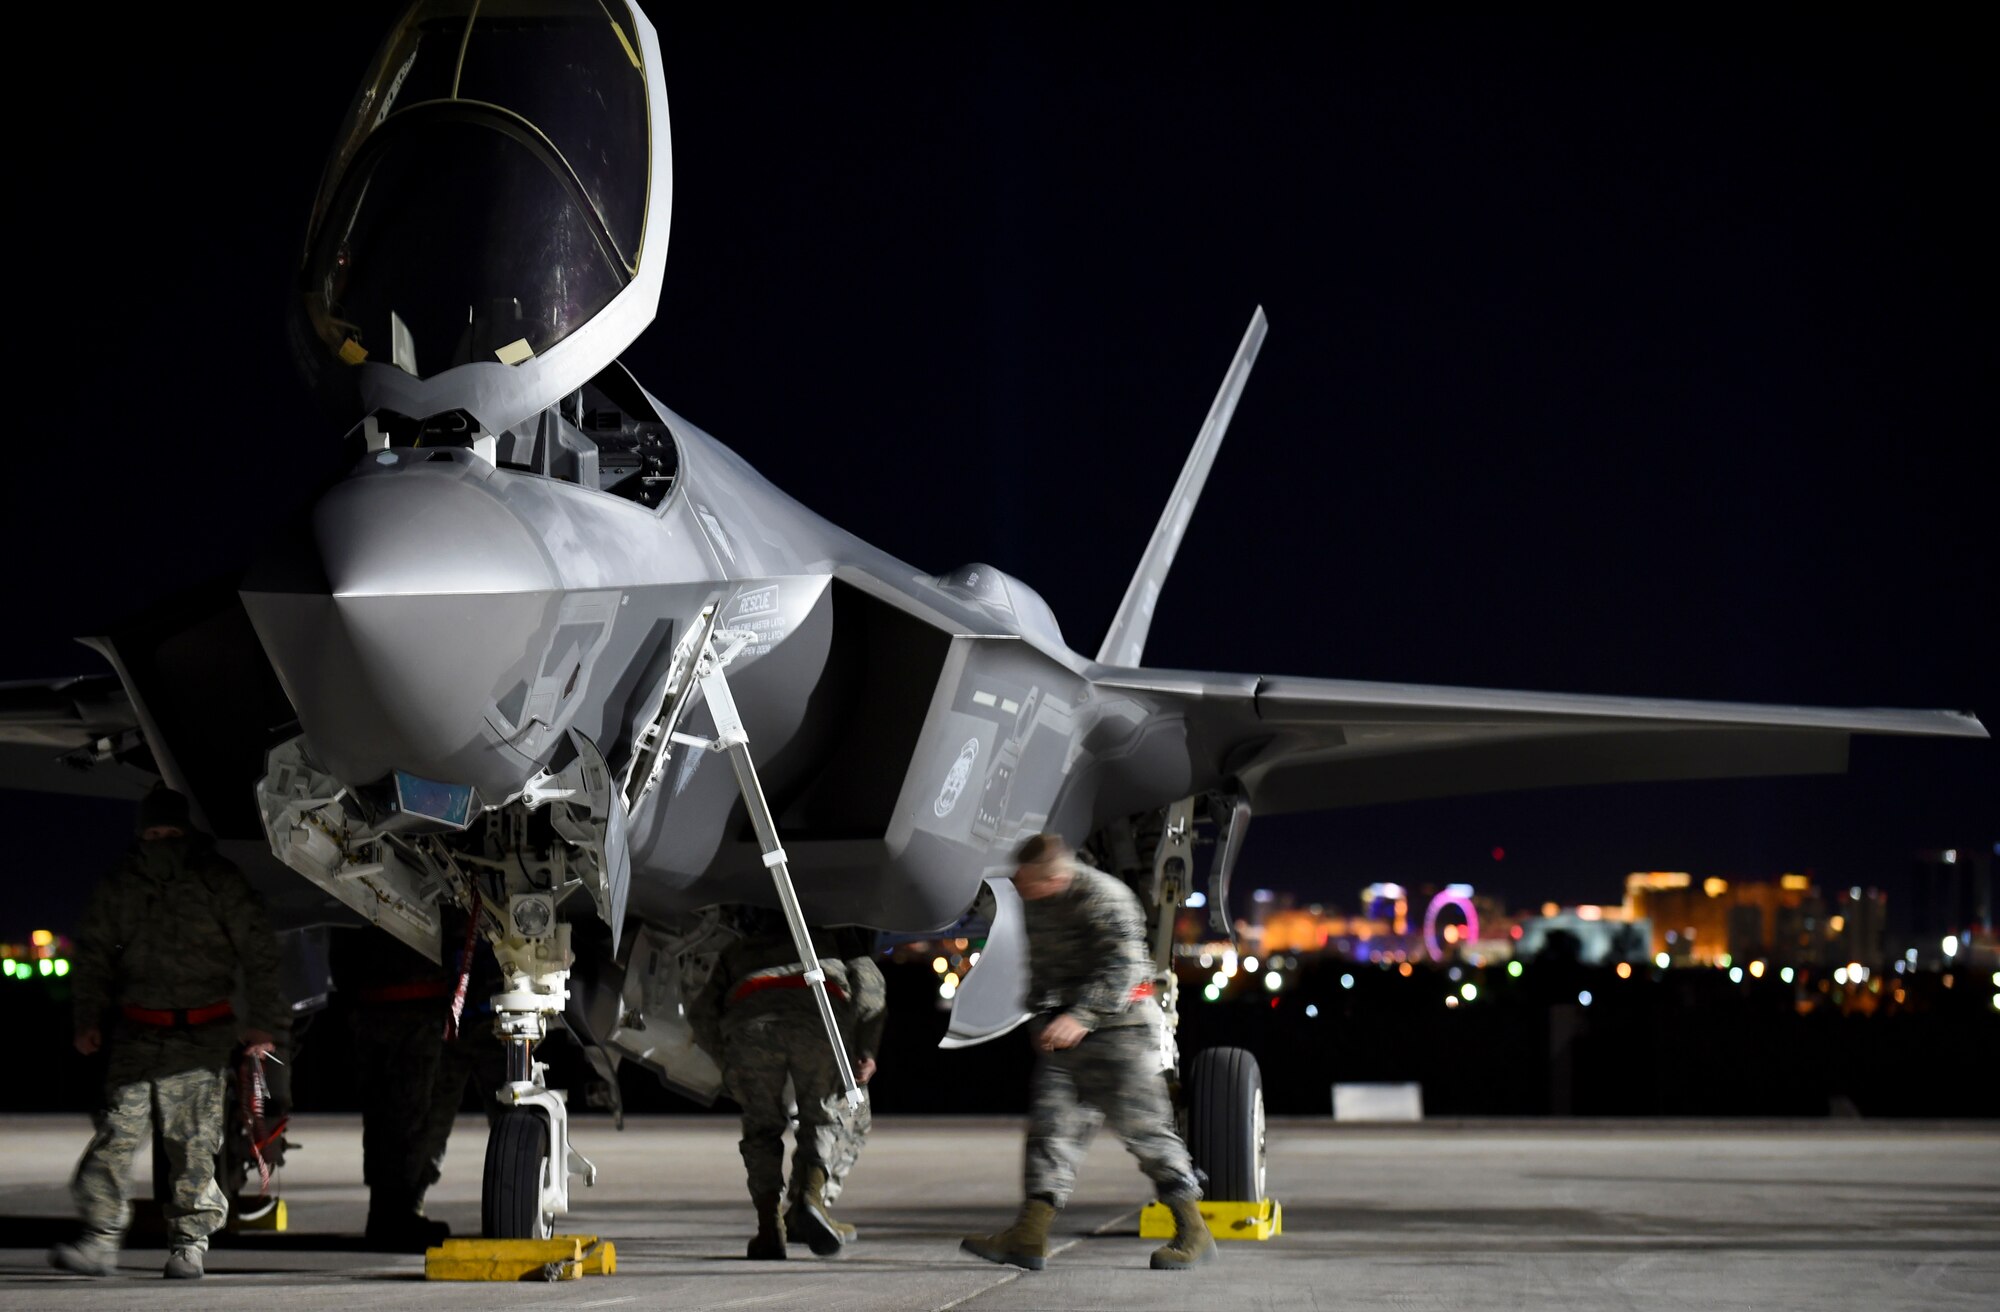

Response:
(2, 0), (1984, 1239)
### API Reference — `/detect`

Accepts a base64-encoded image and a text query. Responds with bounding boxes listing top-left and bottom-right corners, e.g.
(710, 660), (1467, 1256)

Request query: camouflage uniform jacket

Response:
(845, 954), (887, 1062)
(1021, 864), (1151, 1032)
(689, 929), (881, 1059)
(72, 836), (287, 1064)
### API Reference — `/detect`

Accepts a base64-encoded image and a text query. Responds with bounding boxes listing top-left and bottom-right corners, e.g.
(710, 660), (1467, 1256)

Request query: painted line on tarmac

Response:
(709, 1288), (840, 1309)
(934, 1209), (1140, 1312)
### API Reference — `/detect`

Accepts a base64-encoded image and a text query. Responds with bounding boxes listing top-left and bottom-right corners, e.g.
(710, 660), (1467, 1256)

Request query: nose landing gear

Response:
(482, 1109), (552, 1241)
(481, 923), (597, 1240)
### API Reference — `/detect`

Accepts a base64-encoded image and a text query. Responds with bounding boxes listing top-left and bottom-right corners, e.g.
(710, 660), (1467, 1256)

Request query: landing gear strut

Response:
(481, 922), (596, 1239)
(1120, 796), (1280, 1239)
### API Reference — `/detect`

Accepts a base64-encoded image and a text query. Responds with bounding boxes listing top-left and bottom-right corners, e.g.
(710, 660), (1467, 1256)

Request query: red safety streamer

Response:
(239, 1051), (285, 1197)
(445, 884), (482, 1043)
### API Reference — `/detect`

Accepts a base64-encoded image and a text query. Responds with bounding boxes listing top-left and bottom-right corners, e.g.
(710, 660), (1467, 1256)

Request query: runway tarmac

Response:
(1, 1114), (1994, 1310)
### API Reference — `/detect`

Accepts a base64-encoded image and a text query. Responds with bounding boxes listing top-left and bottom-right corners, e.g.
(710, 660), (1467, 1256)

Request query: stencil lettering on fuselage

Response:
(725, 583), (788, 657)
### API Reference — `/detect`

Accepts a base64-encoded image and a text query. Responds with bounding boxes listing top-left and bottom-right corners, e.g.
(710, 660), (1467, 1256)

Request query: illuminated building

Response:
(1515, 909), (1651, 965)
(1259, 908), (1332, 954)
(1361, 883), (1409, 936)
(1725, 905), (1762, 963)
(1895, 848), (1994, 966)
(1626, 870), (1844, 966)
(1834, 887), (1887, 966)
(1772, 892), (1830, 967)
(1234, 906), (1396, 957)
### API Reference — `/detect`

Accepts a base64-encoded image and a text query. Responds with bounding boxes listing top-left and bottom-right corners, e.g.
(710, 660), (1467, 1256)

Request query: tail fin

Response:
(1095, 306), (1268, 667)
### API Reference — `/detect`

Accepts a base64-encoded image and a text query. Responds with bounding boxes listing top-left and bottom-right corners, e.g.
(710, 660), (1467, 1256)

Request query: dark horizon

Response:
(2, 3), (1991, 937)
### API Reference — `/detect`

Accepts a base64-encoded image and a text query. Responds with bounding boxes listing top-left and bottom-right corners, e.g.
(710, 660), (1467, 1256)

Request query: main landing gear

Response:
(1114, 795), (1280, 1240)
(1186, 1046), (1267, 1205)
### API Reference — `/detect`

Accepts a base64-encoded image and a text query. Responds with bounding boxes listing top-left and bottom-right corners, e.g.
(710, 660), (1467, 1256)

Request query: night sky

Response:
(2, 5), (1991, 939)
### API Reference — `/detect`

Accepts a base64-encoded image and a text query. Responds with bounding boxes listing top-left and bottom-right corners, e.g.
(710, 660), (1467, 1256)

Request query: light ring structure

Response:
(1424, 887), (1478, 962)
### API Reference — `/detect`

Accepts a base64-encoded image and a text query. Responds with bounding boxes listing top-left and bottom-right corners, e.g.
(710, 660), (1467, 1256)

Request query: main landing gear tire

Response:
(482, 1109), (554, 1239)
(1185, 1046), (1266, 1202)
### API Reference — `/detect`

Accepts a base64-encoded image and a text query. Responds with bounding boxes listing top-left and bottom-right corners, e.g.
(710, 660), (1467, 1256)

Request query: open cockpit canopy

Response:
(294, 0), (671, 435)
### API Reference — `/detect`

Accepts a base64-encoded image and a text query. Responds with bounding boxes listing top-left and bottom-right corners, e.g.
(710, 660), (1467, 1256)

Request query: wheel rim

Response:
(1252, 1084), (1268, 1201)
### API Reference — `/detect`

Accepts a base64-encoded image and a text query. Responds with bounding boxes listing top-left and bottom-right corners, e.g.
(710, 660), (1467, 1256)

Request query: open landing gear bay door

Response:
(940, 875), (1034, 1049)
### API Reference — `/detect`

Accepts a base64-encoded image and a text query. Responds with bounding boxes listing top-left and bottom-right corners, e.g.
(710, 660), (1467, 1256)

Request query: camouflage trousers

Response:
(723, 1011), (846, 1200)
(1023, 1022), (1198, 1209)
(354, 1007), (503, 1213)
(820, 1084), (870, 1205)
(73, 1067), (228, 1250)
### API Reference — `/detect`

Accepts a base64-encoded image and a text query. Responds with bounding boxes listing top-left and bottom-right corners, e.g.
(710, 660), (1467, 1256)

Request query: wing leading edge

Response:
(0, 675), (154, 801)
(1096, 669), (1988, 813)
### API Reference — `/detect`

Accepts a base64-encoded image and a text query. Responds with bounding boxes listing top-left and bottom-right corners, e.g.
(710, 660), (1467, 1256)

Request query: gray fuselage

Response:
(241, 381), (1191, 934)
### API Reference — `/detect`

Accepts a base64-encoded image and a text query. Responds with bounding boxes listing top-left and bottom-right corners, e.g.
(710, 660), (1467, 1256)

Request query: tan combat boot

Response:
(746, 1192), (787, 1260)
(1149, 1193), (1217, 1270)
(785, 1199), (856, 1246)
(960, 1198), (1057, 1271)
(163, 1246), (205, 1280)
(787, 1166), (846, 1256)
(48, 1235), (117, 1278)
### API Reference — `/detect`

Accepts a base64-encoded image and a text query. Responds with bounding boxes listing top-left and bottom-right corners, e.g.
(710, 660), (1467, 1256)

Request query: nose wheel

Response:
(479, 936), (595, 1240)
(482, 1109), (555, 1240)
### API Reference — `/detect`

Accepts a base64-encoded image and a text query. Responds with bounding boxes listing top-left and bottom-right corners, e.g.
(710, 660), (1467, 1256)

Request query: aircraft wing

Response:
(0, 674), (155, 801)
(0, 582), (300, 841)
(1097, 669), (1988, 813)
(0, 585), (352, 929)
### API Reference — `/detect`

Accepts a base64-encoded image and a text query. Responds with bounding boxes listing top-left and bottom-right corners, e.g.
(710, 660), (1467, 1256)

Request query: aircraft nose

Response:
(315, 452), (557, 598)
(243, 457), (567, 798)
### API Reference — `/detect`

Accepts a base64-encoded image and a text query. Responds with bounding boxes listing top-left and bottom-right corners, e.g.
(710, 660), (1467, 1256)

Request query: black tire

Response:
(1185, 1046), (1265, 1202)
(482, 1110), (551, 1239)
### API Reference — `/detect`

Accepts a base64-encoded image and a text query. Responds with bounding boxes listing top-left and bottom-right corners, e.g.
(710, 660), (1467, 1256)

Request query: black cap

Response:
(136, 785), (192, 835)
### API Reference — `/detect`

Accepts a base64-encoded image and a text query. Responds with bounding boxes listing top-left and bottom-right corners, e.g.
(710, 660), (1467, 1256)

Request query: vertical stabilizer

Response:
(1096, 307), (1267, 667)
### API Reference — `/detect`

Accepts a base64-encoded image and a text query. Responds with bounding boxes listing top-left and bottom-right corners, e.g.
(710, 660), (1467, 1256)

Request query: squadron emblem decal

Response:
(935, 738), (980, 817)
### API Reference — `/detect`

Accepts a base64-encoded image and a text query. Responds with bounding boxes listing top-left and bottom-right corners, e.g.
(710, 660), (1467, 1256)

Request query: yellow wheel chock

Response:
(232, 1197), (288, 1232)
(424, 1235), (617, 1281)
(1139, 1198), (1282, 1241)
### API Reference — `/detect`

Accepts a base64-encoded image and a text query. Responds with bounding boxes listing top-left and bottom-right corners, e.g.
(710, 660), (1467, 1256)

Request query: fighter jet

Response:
(2, 0), (1985, 1240)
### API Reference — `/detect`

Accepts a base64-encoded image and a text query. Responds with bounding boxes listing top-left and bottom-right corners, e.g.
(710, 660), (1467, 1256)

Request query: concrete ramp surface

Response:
(0, 1115), (1994, 1310)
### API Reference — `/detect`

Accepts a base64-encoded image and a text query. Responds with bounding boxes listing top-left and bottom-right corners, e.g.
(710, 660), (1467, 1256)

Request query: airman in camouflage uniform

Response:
(691, 909), (882, 1260)
(52, 786), (286, 1282)
(789, 927), (884, 1240)
(335, 913), (505, 1251)
(962, 833), (1214, 1272)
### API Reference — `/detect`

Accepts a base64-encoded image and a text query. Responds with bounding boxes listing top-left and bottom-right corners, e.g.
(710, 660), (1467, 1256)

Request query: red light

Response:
(1269, 998), (1279, 1009)
(1510, 925), (1523, 939)
(1491, 846), (1506, 861)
